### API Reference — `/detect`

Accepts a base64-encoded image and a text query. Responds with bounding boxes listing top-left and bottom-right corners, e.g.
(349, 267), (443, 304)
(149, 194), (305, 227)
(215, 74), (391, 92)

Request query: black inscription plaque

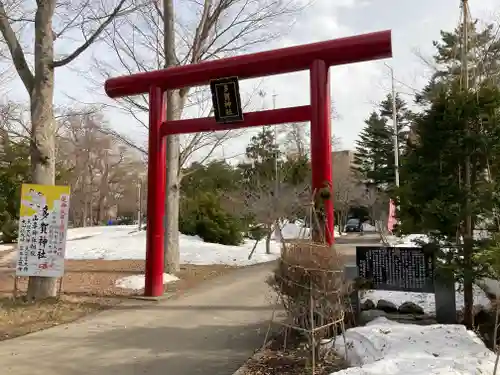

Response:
(210, 76), (244, 124)
(356, 246), (435, 293)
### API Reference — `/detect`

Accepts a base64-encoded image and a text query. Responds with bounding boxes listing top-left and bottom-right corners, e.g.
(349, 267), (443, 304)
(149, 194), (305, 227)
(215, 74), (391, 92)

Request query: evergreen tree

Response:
(354, 93), (413, 190)
(178, 160), (244, 245)
(394, 19), (500, 328)
(418, 21), (500, 104)
(379, 93), (413, 155)
(354, 111), (394, 188)
(0, 134), (31, 242)
(397, 82), (500, 326)
(240, 127), (281, 185)
(181, 160), (240, 197)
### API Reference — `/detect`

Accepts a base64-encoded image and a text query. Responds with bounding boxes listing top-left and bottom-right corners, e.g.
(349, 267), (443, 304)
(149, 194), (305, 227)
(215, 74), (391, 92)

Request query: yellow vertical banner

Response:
(16, 184), (71, 277)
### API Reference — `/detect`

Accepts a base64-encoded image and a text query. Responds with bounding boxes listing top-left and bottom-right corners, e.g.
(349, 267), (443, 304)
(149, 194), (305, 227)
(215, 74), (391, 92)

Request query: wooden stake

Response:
(57, 277), (64, 299)
(310, 279), (316, 375)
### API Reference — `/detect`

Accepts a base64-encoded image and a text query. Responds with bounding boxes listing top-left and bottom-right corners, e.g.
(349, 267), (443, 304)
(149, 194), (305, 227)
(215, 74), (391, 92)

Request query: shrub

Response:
(0, 212), (17, 243)
(247, 224), (268, 241)
(116, 216), (134, 225)
(180, 193), (243, 246)
(267, 240), (350, 339)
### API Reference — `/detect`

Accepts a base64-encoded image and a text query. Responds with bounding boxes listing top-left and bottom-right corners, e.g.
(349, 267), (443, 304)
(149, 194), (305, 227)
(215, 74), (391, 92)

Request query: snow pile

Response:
(115, 273), (179, 290)
(386, 231), (492, 248)
(0, 244), (14, 252)
(277, 221), (311, 240)
(384, 233), (430, 247)
(362, 223), (377, 232)
(275, 221), (343, 240)
(64, 225), (281, 266)
(334, 317), (496, 375)
(361, 284), (491, 314)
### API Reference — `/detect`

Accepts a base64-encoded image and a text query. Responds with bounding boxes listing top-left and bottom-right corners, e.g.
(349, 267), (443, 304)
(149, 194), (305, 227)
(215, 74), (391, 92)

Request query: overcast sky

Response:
(4, 0), (500, 163)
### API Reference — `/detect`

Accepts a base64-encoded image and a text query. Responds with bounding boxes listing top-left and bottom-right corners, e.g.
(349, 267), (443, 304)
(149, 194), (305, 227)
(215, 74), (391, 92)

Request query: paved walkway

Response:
(0, 262), (278, 375)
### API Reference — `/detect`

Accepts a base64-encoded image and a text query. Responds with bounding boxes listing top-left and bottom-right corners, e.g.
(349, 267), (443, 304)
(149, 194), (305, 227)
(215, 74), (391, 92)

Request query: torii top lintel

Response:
(105, 30), (392, 99)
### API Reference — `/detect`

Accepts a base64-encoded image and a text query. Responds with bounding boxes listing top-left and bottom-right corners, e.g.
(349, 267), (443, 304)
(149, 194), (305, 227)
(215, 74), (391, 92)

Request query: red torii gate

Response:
(105, 30), (392, 297)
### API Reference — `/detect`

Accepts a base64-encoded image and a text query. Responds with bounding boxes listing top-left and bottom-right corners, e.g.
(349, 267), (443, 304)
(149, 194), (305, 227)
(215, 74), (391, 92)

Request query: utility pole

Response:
(461, 0), (474, 329)
(385, 63), (400, 187)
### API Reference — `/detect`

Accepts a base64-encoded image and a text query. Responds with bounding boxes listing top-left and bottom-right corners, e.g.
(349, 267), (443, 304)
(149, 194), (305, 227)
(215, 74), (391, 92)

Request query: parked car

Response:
(344, 218), (363, 233)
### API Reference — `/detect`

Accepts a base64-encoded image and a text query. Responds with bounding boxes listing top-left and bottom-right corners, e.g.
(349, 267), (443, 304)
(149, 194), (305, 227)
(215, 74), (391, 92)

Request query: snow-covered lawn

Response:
(385, 231), (493, 248)
(63, 225), (282, 290)
(115, 273), (180, 290)
(65, 225), (281, 265)
(0, 243), (14, 252)
(276, 221), (343, 239)
(334, 317), (496, 375)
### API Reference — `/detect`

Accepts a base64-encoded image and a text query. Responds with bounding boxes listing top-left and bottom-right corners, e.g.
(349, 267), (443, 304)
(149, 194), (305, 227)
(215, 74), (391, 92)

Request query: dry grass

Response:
(0, 257), (237, 341)
(243, 331), (348, 375)
(244, 349), (348, 375)
(0, 296), (107, 340)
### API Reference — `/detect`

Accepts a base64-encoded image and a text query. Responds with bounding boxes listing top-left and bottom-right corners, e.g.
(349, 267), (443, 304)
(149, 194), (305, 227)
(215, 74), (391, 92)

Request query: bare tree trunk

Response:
(88, 165), (95, 225)
(82, 199), (88, 227)
(26, 1), (58, 300)
(163, 0), (182, 273)
(0, 0), (128, 300)
(96, 176), (108, 224)
(164, 131), (180, 273)
(164, 89), (187, 273)
(265, 226), (272, 254)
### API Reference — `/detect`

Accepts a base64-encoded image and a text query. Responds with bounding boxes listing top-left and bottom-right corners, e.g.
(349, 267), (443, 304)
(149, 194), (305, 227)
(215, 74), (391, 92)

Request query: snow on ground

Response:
(65, 225), (281, 266)
(66, 226), (110, 241)
(0, 243), (14, 252)
(333, 317), (495, 375)
(275, 221), (342, 239)
(384, 233), (430, 247)
(115, 273), (179, 290)
(386, 231), (492, 248)
(277, 221), (311, 240)
(362, 223), (376, 232)
(360, 284), (491, 315)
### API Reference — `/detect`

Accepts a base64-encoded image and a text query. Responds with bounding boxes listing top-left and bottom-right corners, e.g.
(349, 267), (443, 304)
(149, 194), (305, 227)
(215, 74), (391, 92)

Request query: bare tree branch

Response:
(52, 0), (129, 67)
(0, 1), (33, 92)
(87, 0), (303, 152)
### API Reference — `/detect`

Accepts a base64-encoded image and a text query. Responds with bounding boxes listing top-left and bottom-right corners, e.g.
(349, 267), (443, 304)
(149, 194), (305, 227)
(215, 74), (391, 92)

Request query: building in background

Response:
(332, 150), (356, 172)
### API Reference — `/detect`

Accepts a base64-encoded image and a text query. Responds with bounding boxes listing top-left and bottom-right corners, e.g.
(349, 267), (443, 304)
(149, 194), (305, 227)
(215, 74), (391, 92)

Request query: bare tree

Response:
(333, 165), (363, 233)
(280, 101), (342, 158)
(0, 0), (133, 298)
(360, 185), (389, 238)
(224, 175), (308, 256)
(94, 0), (304, 273)
(57, 111), (145, 227)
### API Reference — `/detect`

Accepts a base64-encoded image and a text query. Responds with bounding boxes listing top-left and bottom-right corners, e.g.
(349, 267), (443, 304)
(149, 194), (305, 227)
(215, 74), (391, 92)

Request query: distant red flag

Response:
(388, 199), (397, 233)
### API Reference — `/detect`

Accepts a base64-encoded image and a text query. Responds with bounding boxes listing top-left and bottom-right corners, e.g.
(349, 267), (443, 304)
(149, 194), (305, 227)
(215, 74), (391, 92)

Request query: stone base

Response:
(127, 293), (174, 302)
(359, 309), (437, 326)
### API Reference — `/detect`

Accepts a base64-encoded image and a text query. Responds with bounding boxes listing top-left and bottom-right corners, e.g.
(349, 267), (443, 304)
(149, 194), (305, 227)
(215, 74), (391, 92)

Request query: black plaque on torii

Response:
(210, 76), (244, 124)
